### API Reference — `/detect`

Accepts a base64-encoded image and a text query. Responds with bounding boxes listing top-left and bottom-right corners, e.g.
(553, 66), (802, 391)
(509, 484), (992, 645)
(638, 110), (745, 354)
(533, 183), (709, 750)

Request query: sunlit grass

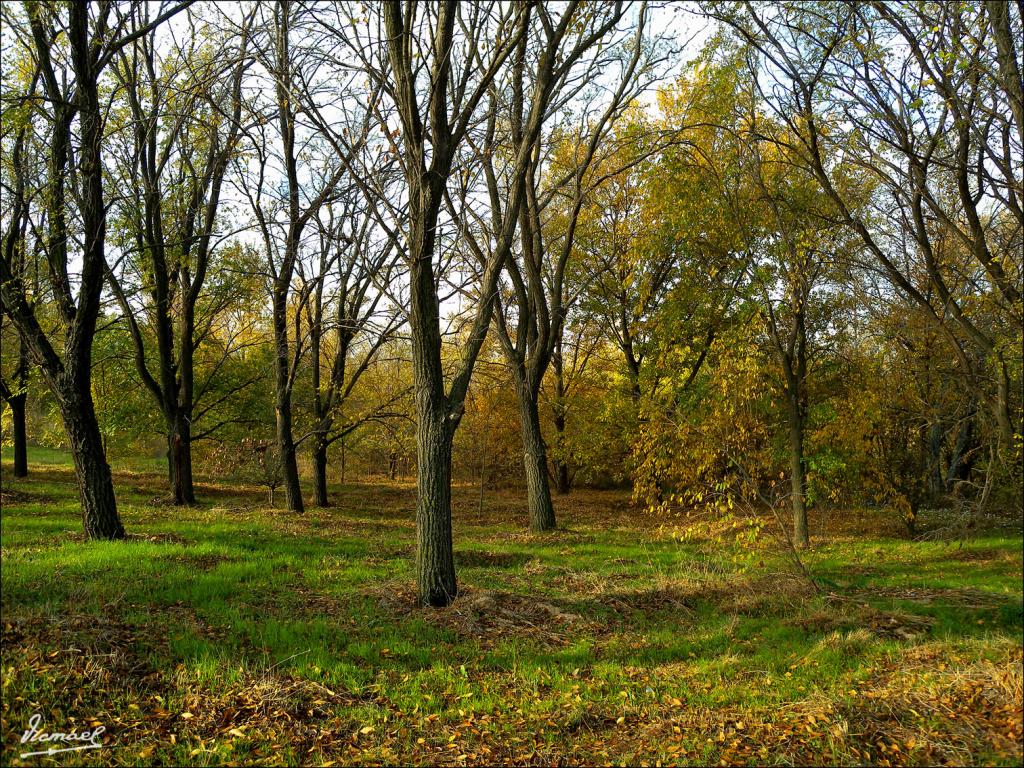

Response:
(1, 447), (1021, 766)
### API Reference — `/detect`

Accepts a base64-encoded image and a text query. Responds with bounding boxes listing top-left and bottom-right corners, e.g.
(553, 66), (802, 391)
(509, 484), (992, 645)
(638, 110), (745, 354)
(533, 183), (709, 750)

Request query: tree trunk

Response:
(167, 410), (195, 505)
(65, 11), (123, 541)
(557, 397), (573, 493)
(551, 355), (571, 494)
(517, 381), (556, 531)
(905, 499), (918, 537)
(272, 276), (303, 512)
(276, 393), (303, 513)
(9, 393), (28, 478)
(554, 462), (570, 495)
(927, 420), (944, 499)
(787, 393), (809, 548)
(312, 437), (329, 507)
(946, 410), (976, 489)
(552, 391), (577, 493)
(995, 356), (1015, 451)
(61, 388), (124, 540)
(416, 412), (457, 607)
(478, 451), (486, 515)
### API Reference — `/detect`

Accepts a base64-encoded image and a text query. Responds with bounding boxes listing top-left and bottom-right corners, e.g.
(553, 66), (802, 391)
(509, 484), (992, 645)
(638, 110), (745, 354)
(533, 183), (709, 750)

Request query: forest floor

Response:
(1, 449), (1022, 766)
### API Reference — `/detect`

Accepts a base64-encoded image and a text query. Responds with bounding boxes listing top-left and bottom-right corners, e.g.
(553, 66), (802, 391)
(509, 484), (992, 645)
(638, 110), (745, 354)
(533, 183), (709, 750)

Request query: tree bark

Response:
(312, 437), (329, 508)
(64, 4), (123, 541)
(986, 0), (1024, 149)
(271, 275), (302, 511)
(275, 384), (303, 513)
(61, 385), (124, 540)
(787, 391), (809, 548)
(551, 350), (571, 495)
(783, 298), (810, 549)
(995, 355), (1015, 450)
(553, 419), (571, 495)
(416, 411), (457, 607)
(927, 420), (944, 499)
(167, 410), (195, 505)
(516, 380), (556, 531)
(946, 409), (977, 489)
(9, 393), (28, 478)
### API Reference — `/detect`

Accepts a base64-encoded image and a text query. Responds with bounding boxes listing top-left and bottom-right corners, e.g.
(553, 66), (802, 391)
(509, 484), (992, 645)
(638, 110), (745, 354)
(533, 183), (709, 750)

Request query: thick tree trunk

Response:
(517, 382), (556, 531)
(9, 393), (28, 478)
(416, 411), (457, 607)
(167, 411), (195, 505)
(61, 387), (123, 540)
(787, 393), (809, 549)
(65, 12), (123, 542)
(312, 437), (329, 507)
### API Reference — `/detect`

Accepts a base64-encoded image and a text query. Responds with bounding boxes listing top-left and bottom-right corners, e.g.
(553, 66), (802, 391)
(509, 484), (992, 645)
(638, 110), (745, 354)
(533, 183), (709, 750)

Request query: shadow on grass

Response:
(2, 457), (1021, 766)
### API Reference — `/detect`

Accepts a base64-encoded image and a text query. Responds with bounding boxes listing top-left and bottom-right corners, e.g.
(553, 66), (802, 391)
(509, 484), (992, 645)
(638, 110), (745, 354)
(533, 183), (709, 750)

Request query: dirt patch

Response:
(290, 584), (346, 617)
(597, 587), (696, 618)
(945, 546), (1022, 565)
(1, 611), (163, 693)
(486, 527), (593, 545)
(157, 601), (233, 642)
(853, 585), (1008, 609)
(370, 585), (589, 647)
(797, 598), (936, 641)
(455, 550), (531, 568)
(165, 551), (232, 571)
(556, 573), (816, 624)
(0, 487), (57, 506)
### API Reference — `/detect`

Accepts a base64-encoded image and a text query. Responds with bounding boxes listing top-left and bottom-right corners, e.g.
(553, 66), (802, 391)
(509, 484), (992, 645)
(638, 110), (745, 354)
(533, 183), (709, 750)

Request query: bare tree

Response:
(236, 0), (374, 513)
(475, 2), (662, 530)
(104, 3), (253, 504)
(300, 193), (405, 507)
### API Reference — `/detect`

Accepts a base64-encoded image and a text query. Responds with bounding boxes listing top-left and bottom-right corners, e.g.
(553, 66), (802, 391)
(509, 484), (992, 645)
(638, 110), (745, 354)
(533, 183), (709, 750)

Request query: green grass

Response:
(1, 447), (1021, 766)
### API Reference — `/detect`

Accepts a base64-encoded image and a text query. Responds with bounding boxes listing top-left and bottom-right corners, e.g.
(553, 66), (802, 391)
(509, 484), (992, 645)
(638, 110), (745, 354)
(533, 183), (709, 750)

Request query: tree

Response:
(105, 3), (252, 504)
(544, 314), (605, 493)
(237, 0), (373, 512)
(0, 326), (30, 479)
(0, 99), (33, 479)
(478, 3), (664, 531)
(323, 0), (636, 604)
(0, 1), (192, 539)
(740, 133), (847, 548)
(302, 195), (404, 507)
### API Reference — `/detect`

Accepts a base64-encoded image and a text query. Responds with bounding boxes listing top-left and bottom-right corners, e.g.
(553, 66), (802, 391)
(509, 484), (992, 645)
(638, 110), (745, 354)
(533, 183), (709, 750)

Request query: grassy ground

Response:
(1, 448), (1021, 766)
